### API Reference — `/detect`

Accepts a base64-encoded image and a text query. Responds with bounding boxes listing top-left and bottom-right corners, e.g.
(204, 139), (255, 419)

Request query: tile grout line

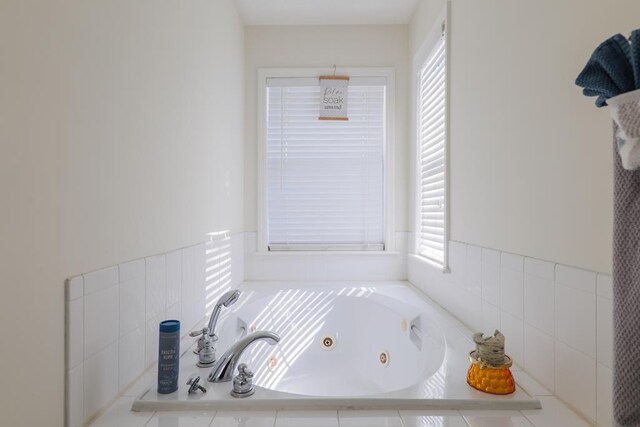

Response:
(205, 410), (216, 427)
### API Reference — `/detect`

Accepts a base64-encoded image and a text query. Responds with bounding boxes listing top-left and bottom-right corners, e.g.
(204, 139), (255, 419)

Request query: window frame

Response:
(256, 67), (396, 254)
(413, 8), (450, 271)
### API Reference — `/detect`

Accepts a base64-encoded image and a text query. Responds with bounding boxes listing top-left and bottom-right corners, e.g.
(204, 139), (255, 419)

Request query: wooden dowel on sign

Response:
(319, 76), (350, 81)
(318, 117), (349, 121)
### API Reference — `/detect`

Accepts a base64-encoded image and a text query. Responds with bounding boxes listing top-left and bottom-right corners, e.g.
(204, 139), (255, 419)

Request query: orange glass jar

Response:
(466, 351), (515, 395)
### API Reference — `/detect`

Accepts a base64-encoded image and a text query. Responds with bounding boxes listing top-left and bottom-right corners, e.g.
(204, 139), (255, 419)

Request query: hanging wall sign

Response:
(319, 76), (349, 121)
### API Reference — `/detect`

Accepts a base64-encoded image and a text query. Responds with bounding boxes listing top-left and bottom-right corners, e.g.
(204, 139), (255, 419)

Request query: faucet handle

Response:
(191, 327), (213, 355)
(238, 363), (253, 379)
(231, 363), (255, 398)
(189, 327), (209, 338)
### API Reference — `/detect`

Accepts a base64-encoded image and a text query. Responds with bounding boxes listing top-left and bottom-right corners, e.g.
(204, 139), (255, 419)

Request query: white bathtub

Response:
(133, 281), (540, 411)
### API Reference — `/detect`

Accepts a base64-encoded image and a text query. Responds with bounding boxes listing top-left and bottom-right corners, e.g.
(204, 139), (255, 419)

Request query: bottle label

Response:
(157, 329), (180, 394)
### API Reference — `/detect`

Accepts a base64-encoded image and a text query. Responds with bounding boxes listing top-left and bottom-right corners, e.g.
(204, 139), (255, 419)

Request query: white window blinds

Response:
(266, 77), (386, 251)
(417, 36), (447, 265)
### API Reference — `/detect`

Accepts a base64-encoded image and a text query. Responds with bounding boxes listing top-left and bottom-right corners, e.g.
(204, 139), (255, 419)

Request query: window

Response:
(261, 73), (390, 251)
(417, 28), (448, 266)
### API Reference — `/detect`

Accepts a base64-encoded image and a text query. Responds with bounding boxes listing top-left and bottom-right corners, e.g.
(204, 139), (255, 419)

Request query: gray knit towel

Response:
(613, 124), (640, 426)
(609, 89), (640, 170)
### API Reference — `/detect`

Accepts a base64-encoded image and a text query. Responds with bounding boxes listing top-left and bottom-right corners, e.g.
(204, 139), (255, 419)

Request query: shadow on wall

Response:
(204, 230), (234, 320)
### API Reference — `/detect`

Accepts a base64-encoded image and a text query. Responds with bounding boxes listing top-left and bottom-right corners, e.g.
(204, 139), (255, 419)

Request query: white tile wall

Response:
(523, 268), (554, 336)
(89, 396), (153, 427)
(555, 340), (597, 422)
(500, 311), (524, 365)
(555, 280), (596, 358)
(166, 250), (182, 312)
(119, 260), (145, 337)
(407, 240), (613, 426)
(181, 246), (197, 333)
(462, 411), (534, 427)
(84, 266), (119, 295)
(523, 324), (555, 392)
(481, 248), (500, 305)
(118, 325), (145, 392)
(67, 294), (84, 370)
(144, 312), (164, 369)
(65, 233), (245, 426)
(448, 240), (467, 286)
(400, 410), (468, 427)
(597, 273), (613, 299)
(276, 411), (339, 427)
(146, 412), (215, 427)
(83, 341), (119, 422)
(84, 285), (119, 360)
(338, 410), (403, 427)
(597, 291), (614, 369)
(66, 364), (83, 427)
(597, 363), (613, 427)
(88, 395), (598, 427)
(521, 396), (592, 427)
(466, 245), (482, 296)
(66, 275), (84, 301)
(500, 254), (524, 319)
(481, 300), (501, 333)
(212, 411), (276, 427)
(145, 255), (166, 321)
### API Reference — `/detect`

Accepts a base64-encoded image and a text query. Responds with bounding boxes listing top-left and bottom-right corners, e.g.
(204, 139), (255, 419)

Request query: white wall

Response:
(0, 1), (245, 425)
(410, 0), (640, 274)
(409, 0), (446, 57)
(407, 1), (637, 424)
(244, 25), (410, 235)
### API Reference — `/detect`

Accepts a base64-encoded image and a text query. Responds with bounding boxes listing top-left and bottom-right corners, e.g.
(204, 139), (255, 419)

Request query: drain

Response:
(321, 335), (336, 350)
(267, 356), (278, 370)
(380, 350), (390, 366)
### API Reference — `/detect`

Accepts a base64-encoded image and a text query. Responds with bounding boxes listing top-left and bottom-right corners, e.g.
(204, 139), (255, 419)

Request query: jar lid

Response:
(160, 320), (180, 333)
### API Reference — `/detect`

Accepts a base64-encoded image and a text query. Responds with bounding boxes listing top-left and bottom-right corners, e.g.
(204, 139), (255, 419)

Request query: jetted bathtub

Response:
(133, 281), (541, 411)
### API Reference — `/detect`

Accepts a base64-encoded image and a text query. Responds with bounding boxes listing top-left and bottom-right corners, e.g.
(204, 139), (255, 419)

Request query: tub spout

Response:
(208, 331), (280, 383)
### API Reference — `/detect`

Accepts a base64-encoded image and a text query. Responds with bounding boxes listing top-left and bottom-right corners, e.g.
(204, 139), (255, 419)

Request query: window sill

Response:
(408, 253), (450, 273)
(251, 250), (402, 257)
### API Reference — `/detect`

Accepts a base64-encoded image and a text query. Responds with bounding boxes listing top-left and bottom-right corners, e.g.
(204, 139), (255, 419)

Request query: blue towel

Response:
(631, 30), (640, 89)
(576, 32), (638, 107)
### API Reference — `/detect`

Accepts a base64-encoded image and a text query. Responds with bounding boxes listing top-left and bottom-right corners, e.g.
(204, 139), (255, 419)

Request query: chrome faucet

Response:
(191, 289), (241, 355)
(208, 331), (280, 383)
(208, 289), (241, 338)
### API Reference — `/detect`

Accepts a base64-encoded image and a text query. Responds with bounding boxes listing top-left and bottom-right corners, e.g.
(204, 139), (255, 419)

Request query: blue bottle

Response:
(157, 320), (180, 394)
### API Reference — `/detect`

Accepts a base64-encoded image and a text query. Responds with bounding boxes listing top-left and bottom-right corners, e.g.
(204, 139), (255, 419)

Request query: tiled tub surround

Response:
(86, 285), (593, 427)
(133, 281), (539, 412)
(408, 241), (614, 427)
(65, 233), (245, 426)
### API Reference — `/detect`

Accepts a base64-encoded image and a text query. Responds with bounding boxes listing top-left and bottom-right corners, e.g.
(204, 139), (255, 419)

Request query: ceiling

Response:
(232, 0), (420, 26)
